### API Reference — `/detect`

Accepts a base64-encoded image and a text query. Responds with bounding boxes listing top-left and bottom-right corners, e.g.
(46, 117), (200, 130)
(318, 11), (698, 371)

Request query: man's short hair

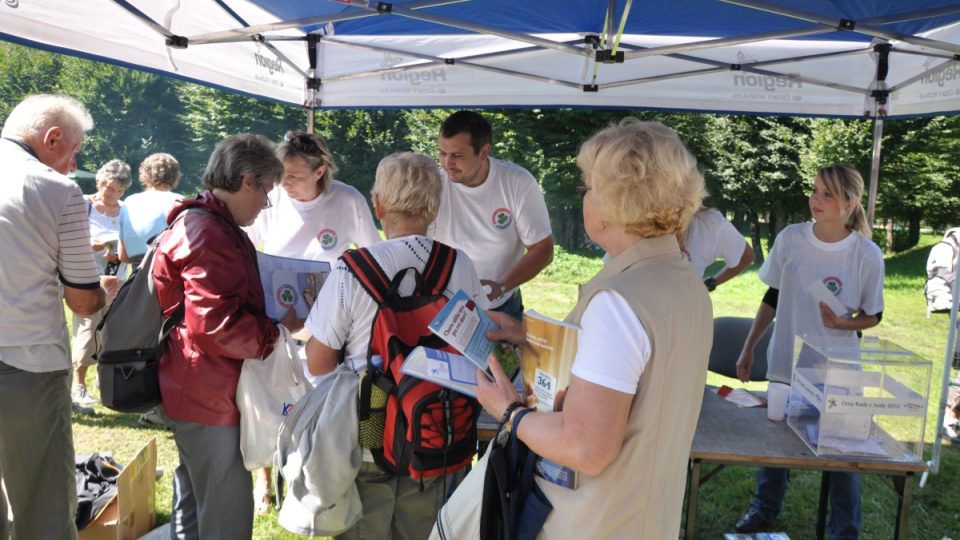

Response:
(439, 111), (492, 154)
(372, 152), (443, 224)
(1, 94), (93, 144)
(203, 134), (283, 193)
(577, 117), (705, 239)
(95, 159), (133, 190)
(138, 153), (181, 190)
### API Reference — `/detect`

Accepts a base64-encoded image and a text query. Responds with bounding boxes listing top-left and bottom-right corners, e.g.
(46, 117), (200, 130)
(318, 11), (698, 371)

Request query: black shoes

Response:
(734, 509), (774, 533)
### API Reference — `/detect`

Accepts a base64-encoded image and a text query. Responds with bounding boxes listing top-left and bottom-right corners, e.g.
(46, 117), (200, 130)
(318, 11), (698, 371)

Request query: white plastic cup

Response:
(766, 382), (790, 421)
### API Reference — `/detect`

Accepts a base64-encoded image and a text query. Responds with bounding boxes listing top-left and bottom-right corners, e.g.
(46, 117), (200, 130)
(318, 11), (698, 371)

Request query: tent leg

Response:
(307, 107), (315, 134)
(927, 249), (960, 478)
(866, 115), (883, 230)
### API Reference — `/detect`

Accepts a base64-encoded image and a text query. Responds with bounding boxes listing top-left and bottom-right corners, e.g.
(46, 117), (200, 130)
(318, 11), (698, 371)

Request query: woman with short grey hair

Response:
(152, 134), (293, 539)
(70, 158), (132, 412)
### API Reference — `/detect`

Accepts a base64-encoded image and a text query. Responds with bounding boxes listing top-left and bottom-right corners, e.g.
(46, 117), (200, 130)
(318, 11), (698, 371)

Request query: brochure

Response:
(427, 289), (521, 376)
(522, 309), (581, 489)
(255, 251), (331, 321)
(400, 346), (483, 398)
(716, 385), (766, 408)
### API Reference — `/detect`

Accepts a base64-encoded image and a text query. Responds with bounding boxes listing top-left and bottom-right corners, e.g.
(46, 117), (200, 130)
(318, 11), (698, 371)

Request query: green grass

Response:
(72, 236), (960, 539)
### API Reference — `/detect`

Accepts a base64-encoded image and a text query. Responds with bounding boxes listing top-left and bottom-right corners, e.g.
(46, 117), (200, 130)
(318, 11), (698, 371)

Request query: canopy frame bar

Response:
(186, 0), (463, 45)
(723, 0), (960, 55)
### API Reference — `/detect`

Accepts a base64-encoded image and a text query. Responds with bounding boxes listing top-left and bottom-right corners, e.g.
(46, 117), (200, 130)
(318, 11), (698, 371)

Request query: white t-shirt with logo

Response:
(683, 208), (747, 278)
(429, 157), (552, 307)
(760, 222), (884, 383)
(245, 179), (381, 263)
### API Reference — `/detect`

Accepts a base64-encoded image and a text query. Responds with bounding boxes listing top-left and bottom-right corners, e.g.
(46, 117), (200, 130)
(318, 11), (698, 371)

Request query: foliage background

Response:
(3, 42), (957, 256)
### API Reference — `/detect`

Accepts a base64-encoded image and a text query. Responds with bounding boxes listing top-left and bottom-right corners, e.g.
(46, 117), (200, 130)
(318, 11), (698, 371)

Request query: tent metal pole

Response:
(187, 0), (461, 44)
(723, 0), (960, 55)
(867, 116), (882, 229)
(924, 249), (960, 481)
(306, 34), (319, 133)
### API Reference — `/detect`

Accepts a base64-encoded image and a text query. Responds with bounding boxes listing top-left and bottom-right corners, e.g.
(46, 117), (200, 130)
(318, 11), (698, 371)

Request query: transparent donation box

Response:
(787, 335), (931, 460)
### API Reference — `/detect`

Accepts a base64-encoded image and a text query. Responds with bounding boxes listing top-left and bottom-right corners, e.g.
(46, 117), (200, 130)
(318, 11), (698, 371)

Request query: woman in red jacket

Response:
(152, 134), (292, 539)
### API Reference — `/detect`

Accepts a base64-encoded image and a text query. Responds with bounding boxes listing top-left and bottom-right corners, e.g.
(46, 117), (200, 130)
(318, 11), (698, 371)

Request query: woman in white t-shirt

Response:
(733, 165), (884, 539)
(244, 131), (380, 514)
(71, 159), (131, 412)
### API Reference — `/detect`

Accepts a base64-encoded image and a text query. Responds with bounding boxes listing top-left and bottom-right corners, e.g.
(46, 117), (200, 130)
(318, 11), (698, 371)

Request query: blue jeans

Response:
(750, 467), (861, 540)
(491, 290), (524, 321)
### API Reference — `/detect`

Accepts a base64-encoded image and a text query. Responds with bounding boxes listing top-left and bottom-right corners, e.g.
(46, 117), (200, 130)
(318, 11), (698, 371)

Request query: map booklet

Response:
(255, 251), (331, 322)
(427, 288), (521, 377)
(522, 309), (581, 489)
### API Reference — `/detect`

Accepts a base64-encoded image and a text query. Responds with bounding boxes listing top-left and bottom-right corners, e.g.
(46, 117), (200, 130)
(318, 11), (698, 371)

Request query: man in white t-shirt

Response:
(0, 94), (117, 539)
(682, 207), (755, 292)
(429, 111), (553, 320)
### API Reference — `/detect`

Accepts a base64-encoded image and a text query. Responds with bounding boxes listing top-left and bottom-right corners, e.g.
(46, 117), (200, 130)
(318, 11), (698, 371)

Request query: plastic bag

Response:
(238, 325), (311, 470)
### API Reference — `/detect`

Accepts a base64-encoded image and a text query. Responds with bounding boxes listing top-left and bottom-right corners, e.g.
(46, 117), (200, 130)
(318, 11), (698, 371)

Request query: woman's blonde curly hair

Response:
(577, 118), (706, 239)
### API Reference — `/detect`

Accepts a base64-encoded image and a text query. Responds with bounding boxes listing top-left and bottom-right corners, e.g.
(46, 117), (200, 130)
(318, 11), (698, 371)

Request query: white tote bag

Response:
(238, 325), (311, 470)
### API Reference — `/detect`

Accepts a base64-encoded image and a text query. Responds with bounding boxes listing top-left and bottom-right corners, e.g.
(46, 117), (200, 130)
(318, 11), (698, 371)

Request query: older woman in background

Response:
(118, 152), (183, 265)
(70, 159), (132, 413)
(470, 118), (713, 539)
(152, 134), (293, 539)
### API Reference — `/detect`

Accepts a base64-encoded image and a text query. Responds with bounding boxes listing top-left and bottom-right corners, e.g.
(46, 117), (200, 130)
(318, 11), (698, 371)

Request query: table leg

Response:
(816, 472), (830, 540)
(893, 473), (913, 540)
(686, 459), (701, 540)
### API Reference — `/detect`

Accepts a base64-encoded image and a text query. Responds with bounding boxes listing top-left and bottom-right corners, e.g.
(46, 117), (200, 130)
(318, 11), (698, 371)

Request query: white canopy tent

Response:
(3, 0), (959, 475)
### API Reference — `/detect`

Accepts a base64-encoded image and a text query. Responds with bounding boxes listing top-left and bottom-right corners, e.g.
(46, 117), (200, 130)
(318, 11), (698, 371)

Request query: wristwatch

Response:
(496, 281), (509, 300)
(704, 276), (718, 292)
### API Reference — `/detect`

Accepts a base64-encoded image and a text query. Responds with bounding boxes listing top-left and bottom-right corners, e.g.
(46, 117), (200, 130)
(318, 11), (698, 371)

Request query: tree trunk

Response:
(906, 209), (922, 250)
(885, 217), (894, 254)
(750, 212), (765, 265)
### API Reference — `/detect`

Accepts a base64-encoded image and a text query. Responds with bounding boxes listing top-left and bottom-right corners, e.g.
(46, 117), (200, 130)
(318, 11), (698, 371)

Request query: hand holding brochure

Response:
(427, 289), (522, 378)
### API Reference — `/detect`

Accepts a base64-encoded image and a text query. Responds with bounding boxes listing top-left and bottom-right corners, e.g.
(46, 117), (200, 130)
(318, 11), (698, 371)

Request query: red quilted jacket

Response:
(152, 190), (278, 426)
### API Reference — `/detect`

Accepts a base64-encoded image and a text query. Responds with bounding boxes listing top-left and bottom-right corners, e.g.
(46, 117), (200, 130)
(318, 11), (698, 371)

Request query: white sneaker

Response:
(72, 385), (98, 407)
(71, 402), (95, 416)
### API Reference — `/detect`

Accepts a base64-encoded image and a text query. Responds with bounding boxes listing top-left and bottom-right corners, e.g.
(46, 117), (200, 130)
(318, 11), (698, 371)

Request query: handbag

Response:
(432, 417), (552, 540)
(237, 326), (311, 470)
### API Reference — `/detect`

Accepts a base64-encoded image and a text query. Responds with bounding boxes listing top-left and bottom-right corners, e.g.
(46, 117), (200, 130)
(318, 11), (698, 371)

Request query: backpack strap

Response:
(341, 247), (392, 304)
(419, 241), (457, 296)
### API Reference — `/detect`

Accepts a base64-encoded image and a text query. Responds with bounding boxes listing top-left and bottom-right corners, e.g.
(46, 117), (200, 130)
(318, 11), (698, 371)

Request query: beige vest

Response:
(538, 235), (713, 539)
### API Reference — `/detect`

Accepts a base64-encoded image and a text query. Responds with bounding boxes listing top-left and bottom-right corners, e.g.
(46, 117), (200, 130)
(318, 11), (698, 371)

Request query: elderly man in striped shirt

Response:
(0, 94), (118, 540)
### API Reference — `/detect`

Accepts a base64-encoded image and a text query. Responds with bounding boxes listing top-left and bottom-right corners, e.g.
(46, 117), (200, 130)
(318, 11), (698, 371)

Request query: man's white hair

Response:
(1, 94), (93, 143)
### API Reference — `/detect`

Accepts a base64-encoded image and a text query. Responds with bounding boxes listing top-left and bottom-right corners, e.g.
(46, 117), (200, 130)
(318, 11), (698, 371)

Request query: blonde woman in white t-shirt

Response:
(733, 165), (884, 539)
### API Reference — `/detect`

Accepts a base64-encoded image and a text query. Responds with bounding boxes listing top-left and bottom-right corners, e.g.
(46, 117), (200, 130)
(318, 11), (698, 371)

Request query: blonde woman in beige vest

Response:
(476, 118), (714, 539)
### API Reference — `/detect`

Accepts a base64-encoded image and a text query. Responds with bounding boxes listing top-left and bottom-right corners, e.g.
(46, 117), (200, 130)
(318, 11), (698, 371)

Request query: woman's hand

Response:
(302, 273), (319, 308)
(476, 354), (522, 421)
(818, 302), (845, 330)
(484, 310), (525, 346)
(279, 307), (304, 333)
(735, 345), (754, 383)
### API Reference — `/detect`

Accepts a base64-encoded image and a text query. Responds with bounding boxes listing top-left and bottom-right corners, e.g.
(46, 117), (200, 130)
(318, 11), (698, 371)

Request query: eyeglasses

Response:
(259, 182), (273, 209)
(283, 130), (322, 155)
(575, 183), (591, 197)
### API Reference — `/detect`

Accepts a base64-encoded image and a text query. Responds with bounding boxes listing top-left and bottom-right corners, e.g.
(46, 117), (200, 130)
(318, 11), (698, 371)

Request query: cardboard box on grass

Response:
(787, 335), (930, 459)
(79, 437), (157, 540)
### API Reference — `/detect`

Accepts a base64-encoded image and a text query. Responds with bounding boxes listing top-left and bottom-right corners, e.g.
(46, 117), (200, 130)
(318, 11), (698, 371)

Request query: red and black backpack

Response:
(341, 241), (480, 480)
